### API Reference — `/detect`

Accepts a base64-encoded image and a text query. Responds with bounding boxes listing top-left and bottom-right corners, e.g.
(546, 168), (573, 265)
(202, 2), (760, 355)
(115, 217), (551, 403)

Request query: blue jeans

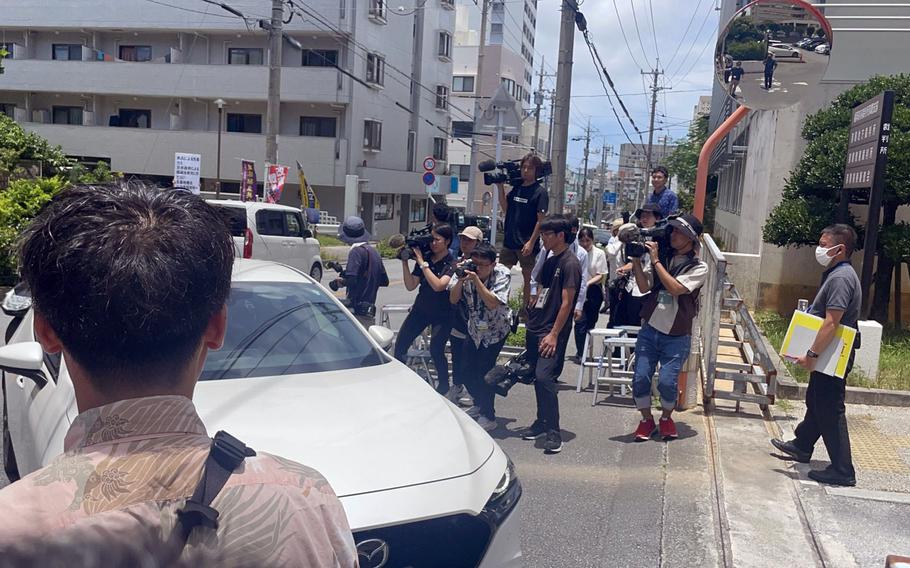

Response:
(632, 324), (692, 411)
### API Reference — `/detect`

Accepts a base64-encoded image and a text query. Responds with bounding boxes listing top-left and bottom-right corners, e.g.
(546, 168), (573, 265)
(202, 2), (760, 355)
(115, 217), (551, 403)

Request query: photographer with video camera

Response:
(395, 224), (457, 395)
(628, 214), (707, 441)
(448, 226), (485, 406)
(449, 242), (512, 431)
(610, 203), (660, 327)
(329, 216), (389, 327)
(495, 153), (550, 314)
(520, 215), (581, 455)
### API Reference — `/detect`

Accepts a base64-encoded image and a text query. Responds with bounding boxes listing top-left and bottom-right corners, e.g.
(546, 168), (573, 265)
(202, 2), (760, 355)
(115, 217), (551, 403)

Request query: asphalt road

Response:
(728, 50), (829, 109)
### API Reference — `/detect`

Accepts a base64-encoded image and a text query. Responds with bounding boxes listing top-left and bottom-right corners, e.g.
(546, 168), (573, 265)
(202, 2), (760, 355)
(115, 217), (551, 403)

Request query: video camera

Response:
(389, 225), (435, 261)
(484, 350), (535, 397)
(619, 217), (674, 260)
(325, 260), (346, 291)
(454, 260), (477, 279)
(324, 261), (377, 319)
(478, 159), (552, 187)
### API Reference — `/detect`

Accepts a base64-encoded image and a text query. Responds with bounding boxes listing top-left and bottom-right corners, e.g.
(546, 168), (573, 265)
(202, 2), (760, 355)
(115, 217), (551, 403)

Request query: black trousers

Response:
(611, 291), (646, 328)
(394, 309), (452, 394)
(449, 332), (466, 387)
(764, 71), (773, 89)
(574, 283), (604, 356)
(460, 337), (507, 420)
(526, 328), (571, 433)
(793, 364), (855, 477)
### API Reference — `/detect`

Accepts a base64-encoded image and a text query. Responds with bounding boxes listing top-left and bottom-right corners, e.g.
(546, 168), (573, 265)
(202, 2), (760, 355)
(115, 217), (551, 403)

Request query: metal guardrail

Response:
(697, 234), (778, 411)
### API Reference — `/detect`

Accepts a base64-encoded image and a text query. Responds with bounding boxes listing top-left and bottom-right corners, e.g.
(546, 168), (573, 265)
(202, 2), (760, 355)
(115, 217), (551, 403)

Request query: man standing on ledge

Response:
(771, 224), (861, 487)
(645, 166), (678, 219)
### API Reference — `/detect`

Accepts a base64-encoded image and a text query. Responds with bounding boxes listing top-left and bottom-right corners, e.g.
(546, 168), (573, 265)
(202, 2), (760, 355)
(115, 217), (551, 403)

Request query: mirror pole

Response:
(694, 105), (750, 221)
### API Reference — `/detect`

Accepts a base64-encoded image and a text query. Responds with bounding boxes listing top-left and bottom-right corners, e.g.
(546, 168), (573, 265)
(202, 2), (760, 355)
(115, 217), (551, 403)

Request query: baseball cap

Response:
(634, 203), (663, 219)
(459, 226), (484, 241)
(611, 218), (624, 230)
(338, 216), (372, 244)
(668, 214), (704, 241)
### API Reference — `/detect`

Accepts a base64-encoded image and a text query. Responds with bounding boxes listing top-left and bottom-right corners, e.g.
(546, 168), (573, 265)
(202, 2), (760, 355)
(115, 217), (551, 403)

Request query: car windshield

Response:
(200, 281), (386, 380)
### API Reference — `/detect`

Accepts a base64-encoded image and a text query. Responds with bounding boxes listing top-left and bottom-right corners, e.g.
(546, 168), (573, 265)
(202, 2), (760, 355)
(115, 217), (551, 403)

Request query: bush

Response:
(377, 238), (401, 259)
(727, 40), (765, 61)
(505, 326), (526, 347)
(0, 176), (68, 284)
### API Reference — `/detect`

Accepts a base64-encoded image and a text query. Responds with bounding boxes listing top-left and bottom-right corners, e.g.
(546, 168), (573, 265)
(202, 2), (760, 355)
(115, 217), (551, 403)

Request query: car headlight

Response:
(480, 457), (522, 528)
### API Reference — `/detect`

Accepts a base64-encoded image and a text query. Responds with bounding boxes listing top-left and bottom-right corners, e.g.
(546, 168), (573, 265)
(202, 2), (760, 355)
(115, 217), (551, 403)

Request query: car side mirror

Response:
(302, 229), (313, 238)
(368, 325), (395, 350)
(0, 342), (48, 388)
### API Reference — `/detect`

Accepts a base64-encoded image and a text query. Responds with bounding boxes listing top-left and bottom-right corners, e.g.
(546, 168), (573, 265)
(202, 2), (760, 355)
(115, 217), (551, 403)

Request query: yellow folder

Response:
(779, 311), (857, 379)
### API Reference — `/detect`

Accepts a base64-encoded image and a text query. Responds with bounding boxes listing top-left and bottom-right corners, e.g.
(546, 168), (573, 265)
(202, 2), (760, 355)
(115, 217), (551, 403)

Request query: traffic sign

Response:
(422, 157), (436, 171)
(422, 171), (436, 186)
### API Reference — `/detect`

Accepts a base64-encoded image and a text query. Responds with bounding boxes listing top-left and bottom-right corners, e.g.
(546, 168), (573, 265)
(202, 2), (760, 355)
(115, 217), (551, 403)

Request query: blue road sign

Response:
(422, 171), (436, 186)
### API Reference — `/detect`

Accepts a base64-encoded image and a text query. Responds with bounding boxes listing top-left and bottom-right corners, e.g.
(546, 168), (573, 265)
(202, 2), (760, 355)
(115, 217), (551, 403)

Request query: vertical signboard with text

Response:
(173, 153), (201, 194)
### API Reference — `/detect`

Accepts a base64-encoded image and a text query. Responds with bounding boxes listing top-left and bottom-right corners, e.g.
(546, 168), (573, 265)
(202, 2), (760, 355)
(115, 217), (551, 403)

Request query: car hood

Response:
(192, 360), (495, 497)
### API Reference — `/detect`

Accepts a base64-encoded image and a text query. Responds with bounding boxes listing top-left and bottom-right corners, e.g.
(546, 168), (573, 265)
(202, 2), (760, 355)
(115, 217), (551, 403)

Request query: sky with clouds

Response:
(530, 0), (721, 170)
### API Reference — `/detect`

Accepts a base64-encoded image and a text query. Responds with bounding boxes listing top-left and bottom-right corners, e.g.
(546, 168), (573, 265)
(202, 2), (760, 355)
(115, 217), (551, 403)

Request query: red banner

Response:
(265, 164), (289, 204)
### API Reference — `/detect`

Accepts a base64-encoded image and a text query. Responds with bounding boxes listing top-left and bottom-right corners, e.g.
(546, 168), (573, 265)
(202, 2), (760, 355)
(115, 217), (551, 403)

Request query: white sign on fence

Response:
(174, 152), (201, 194)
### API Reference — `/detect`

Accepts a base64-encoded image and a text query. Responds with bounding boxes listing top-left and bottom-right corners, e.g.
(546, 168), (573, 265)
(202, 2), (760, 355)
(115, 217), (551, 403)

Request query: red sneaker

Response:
(634, 418), (656, 442)
(659, 417), (678, 440)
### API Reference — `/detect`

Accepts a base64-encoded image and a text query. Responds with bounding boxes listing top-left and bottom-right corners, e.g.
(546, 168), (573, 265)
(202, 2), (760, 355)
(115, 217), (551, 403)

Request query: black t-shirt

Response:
(504, 182), (549, 251)
(412, 253), (456, 316)
(345, 244), (384, 305)
(527, 248), (581, 336)
(730, 67), (744, 81)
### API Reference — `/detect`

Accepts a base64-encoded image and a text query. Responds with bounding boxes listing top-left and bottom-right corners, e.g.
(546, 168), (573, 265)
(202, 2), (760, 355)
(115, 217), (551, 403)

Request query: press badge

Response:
(513, 196), (529, 204)
(476, 320), (489, 332)
(657, 290), (673, 306)
(535, 288), (550, 308)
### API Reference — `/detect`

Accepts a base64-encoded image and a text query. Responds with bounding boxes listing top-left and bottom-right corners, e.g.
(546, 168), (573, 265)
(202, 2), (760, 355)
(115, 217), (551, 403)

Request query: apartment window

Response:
(501, 78), (515, 96)
(432, 137), (446, 160)
(364, 120), (382, 150)
(119, 45), (152, 62)
(302, 49), (338, 67)
(228, 48), (264, 65)
(440, 0), (455, 8)
(369, 0), (387, 21)
(366, 53), (385, 86)
(452, 121), (472, 138)
(452, 75), (475, 93)
(409, 198), (427, 222)
(118, 108), (151, 128)
(490, 23), (504, 44)
(52, 106), (83, 125)
(435, 85), (448, 110)
(454, 164), (471, 182)
(52, 44), (82, 61)
(300, 116), (337, 137)
(437, 31), (452, 59)
(227, 113), (262, 134)
(374, 193), (394, 220)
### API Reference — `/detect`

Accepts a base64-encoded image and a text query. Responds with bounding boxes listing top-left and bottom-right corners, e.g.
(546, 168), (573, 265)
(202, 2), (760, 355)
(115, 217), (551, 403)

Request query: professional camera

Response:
(325, 260), (346, 291)
(478, 159), (553, 187)
(484, 350), (535, 397)
(454, 260), (477, 279)
(619, 218), (674, 259)
(392, 225), (434, 261)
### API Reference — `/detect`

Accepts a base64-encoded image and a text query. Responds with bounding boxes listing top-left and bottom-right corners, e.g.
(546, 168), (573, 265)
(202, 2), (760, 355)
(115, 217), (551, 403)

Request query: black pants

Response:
(574, 283), (604, 356)
(793, 365), (855, 477)
(449, 332), (466, 387)
(611, 291), (646, 328)
(764, 71), (773, 89)
(526, 328), (571, 433)
(395, 310), (452, 394)
(460, 337), (507, 420)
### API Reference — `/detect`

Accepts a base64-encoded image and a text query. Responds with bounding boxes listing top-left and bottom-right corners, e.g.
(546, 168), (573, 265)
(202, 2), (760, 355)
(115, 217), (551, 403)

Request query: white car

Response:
(768, 44), (800, 58)
(209, 200), (325, 281)
(814, 43), (831, 55)
(0, 260), (522, 567)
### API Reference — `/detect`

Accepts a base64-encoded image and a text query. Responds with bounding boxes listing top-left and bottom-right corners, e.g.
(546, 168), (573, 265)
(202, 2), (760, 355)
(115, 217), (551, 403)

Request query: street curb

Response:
(758, 330), (910, 407)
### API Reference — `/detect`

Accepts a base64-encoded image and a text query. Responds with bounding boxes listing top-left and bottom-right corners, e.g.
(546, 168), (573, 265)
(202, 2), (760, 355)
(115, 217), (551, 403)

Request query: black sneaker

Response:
(808, 466), (856, 487)
(770, 438), (811, 463)
(543, 430), (563, 454)
(521, 421), (547, 440)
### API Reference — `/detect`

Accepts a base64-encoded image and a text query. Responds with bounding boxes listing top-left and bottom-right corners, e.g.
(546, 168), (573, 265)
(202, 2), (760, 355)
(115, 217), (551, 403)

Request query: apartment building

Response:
(707, 0), (910, 316)
(445, 0), (545, 212)
(614, 141), (676, 211)
(0, 0), (455, 238)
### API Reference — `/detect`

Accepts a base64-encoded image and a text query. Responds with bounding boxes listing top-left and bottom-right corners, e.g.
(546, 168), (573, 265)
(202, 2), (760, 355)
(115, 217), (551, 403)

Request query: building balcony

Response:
(23, 122), (348, 186)
(1, 59), (351, 104)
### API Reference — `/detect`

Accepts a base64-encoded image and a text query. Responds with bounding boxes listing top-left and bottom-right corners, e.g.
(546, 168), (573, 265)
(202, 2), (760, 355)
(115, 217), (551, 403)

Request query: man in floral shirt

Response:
(449, 243), (512, 431)
(0, 183), (357, 566)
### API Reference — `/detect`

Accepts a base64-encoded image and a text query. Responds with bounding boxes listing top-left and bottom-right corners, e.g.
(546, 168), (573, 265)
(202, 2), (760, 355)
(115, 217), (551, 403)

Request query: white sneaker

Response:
(476, 415), (497, 431)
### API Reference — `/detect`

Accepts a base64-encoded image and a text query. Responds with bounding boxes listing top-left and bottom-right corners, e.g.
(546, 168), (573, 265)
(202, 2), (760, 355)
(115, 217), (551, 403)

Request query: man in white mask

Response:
(771, 224), (861, 487)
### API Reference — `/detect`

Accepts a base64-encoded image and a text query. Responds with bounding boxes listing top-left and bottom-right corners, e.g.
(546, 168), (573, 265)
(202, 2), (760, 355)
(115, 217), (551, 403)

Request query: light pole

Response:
(214, 98), (225, 199)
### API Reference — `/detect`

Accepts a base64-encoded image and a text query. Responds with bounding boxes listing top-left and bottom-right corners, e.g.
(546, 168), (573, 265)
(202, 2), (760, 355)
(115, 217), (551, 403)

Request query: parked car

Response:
(209, 199), (324, 281)
(768, 43), (801, 58)
(803, 38), (826, 50)
(0, 259), (523, 567)
(815, 43), (831, 55)
(796, 38), (813, 48)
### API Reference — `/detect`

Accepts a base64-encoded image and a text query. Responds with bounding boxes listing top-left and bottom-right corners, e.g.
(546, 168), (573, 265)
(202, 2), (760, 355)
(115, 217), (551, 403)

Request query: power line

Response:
(662, 0), (705, 72)
(138, 0), (244, 18)
(611, 0), (648, 70)
(647, 0), (661, 64)
(629, 0), (653, 67)
(571, 87), (708, 98)
(671, 30), (716, 89)
(665, 0), (716, 85)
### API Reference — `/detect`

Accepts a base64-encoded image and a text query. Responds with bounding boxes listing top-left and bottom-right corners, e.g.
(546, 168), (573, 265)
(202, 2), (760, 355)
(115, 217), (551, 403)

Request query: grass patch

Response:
(316, 234), (344, 247)
(753, 310), (910, 391)
(506, 326), (526, 347)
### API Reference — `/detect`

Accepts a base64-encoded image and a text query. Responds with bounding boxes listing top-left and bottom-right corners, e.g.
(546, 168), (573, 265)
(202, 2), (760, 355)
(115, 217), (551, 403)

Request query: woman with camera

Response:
(395, 224), (457, 395)
(449, 243), (512, 431)
(572, 227), (608, 360)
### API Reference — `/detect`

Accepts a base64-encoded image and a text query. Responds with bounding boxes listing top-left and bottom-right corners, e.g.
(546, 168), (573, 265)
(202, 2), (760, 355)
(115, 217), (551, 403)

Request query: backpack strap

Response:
(166, 431), (256, 556)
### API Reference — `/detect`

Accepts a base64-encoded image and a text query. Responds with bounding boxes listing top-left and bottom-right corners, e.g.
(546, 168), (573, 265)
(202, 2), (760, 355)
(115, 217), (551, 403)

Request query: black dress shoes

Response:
(770, 438), (811, 463)
(808, 467), (856, 487)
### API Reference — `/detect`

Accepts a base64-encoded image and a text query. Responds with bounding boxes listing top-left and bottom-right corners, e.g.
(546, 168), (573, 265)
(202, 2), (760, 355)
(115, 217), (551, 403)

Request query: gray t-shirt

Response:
(809, 261), (861, 329)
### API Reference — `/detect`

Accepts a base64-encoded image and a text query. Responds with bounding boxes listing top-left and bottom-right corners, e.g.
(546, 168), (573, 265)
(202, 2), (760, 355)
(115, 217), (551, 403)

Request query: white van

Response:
(208, 200), (324, 281)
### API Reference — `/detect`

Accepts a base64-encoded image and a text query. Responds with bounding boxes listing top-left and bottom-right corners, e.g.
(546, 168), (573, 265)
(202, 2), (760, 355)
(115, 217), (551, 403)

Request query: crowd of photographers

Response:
(333, 155), (707, 451)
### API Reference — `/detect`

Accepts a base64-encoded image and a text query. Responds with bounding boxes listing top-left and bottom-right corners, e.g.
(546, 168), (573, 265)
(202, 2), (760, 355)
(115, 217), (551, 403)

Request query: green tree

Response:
(664, 115), (719, 235)
(0, 177), (68, 284)
(763, 74), (910, 323)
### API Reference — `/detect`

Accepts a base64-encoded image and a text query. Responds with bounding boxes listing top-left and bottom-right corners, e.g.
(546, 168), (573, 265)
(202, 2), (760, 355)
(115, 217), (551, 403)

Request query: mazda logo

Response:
(356, 538), (390, 568)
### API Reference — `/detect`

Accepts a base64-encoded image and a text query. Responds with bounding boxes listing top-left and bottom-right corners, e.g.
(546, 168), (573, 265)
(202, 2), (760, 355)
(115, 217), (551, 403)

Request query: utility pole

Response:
(466, 0), (490, 214)
(265, 0), (283, 165)
(550, 0), (579, 213)
(572, 118), (592, 218)
(532, 57), (545, 154)
(594, 143), (610, 225)
(640, 61), (664, 206)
